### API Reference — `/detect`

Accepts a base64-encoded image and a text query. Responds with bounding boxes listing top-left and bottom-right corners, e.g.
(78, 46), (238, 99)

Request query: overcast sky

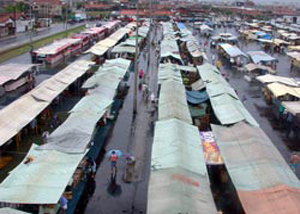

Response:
(212, 0), (300, 4)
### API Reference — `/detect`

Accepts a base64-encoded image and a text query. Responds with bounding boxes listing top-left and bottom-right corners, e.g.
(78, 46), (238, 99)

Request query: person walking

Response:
(290, 153), (300, 173)
(217, 59), (222, 70)
(139, 69), (145, 80)
(212, 54), (216, 65)
(109, 151), (118, 176)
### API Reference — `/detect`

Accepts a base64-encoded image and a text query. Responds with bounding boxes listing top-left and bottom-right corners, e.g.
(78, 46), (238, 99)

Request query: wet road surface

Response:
(193, 25), (300, 178)
(81, 25), (160, 214)
(0, 23), (85, 52)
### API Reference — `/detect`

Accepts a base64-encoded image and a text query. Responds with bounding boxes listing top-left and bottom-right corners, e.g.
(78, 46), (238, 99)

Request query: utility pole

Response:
(133, 0), (140, 114)
(146, 0), (152, 84)
(29, 0), (33, 48)
(150, 0), (152, 25)
(65, 2), (68, 36)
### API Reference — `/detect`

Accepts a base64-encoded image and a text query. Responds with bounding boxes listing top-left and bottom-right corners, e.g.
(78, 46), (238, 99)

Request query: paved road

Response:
(0, 22), (91, 53)
(81, 24), (160, 214)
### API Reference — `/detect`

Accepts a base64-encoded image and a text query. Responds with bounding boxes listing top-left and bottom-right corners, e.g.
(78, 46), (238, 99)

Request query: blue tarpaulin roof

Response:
(177, 23), (185, 29)
(186, 90), (209, 104)
(260, 34), (272, 40)
(254, 31), (273, 40)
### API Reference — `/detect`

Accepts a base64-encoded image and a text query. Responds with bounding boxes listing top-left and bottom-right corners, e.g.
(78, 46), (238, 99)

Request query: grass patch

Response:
(0, 25), (86, 63)
(86, 11), (111, 17)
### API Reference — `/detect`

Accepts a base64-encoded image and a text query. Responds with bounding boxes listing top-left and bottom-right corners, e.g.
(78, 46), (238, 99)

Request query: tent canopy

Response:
(159, 80), (192, 124)
(186, 90), (209, 104)
(0, 60), (93, 147)
(0, 64), (33, 85)
(219, 43), (247, 58)
(256, 74), (299, 87)
(244, 63), (276, 74)
(158, 63), (183, 84)
(148, 119), (218, 214)
(211, 122), (300, 214)
(247, 51), (277, 64)
(210, 94), (259, 126)
(282, 101), (300, 115)
(0, 144), (86, 204)
(267, 82), (300, 98)
(0, 208), (31, 214)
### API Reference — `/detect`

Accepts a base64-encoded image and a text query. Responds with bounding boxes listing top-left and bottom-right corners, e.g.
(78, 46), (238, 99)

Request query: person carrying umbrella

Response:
(109, 150), (118, 176)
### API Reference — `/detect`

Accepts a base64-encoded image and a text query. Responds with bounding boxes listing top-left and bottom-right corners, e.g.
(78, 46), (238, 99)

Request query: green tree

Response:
(4, 2), (29, 13)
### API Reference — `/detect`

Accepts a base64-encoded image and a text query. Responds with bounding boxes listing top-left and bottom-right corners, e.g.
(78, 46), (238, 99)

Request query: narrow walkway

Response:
(83, 25), (160, 214)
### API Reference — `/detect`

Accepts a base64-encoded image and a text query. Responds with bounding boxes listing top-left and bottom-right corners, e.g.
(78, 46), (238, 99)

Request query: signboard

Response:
(200, 131), (223, 165)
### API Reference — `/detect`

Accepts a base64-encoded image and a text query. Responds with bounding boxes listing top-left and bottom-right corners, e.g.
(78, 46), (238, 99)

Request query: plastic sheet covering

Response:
(158, 63), (182, 84)
(0, 60), (93, 147)
(160, 52), (182, 61)
(256, 74), (299, 87)
(211, 122), (300, 189)
(148, 119), (217, 214)
(186, 90), (209, 104)
(288, 46), (300, 51)
(219, 43), (247, 58)
(191, 79), (206, 91)
(0, 95), (48, 147)
(282, 101), (300, 115)
(111, 46), (135, 53)
(94, 38), (117, 48)
(104, 58), (131, 70)
(88, 45), (109, 56)
(0, 64), (33, 85)
(267, 82), (300, 98)
(211, 122), (300, 214)
(131, 26), (149, 37)
(0, 208), (31, 214)
(206, 82), (238, 99)
(244, 63), (276, 74)
(0, 144), (86, 204)
(186, 39), (204, 58)
(69, 94), (112, 114)
(32, 60), (92, 100)
(189, 103), (207, 118)
(247, 51), (277, 64)
(200, 24), (213, 32)
(159, 80), (192, 124)
(197, 63), (220, 81)
(286, 51), (300, 60)
(38, 110), (108, 154)
(210, 93), (258, 126)
(198, 67), (227, 85)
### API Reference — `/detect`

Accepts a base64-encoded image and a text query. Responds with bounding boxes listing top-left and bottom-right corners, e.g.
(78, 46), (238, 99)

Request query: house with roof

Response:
(11, 12), (34, 33)
(0, 14), (15, 37)
(32, 0), (63, 18)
